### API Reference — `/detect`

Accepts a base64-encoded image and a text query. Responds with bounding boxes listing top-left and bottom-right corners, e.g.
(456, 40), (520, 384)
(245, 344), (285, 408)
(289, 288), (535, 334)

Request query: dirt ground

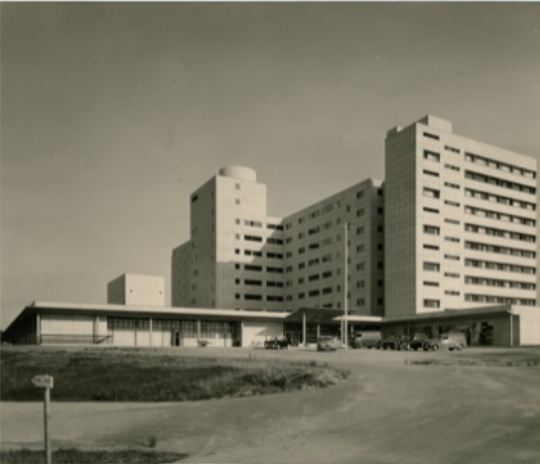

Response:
(2, 346), (540, 464)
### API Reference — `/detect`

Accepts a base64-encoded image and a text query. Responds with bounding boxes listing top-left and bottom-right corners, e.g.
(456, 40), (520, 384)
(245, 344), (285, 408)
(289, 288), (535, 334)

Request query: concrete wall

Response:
(241, 321), (283, 347)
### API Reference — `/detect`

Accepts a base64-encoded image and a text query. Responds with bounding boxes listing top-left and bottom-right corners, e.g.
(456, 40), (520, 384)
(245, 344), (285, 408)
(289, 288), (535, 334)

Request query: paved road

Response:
(2, 347), (540, 463)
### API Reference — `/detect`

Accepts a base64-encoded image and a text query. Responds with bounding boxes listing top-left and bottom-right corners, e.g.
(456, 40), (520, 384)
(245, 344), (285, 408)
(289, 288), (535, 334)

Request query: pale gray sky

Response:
(2, 3), (539, 328)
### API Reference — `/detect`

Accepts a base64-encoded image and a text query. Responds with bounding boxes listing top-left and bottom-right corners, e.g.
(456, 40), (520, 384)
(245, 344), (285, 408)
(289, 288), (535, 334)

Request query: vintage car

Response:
(263, 336), (291, 350)
(424, 332), (467, 351)
(317, 336), (342, 352)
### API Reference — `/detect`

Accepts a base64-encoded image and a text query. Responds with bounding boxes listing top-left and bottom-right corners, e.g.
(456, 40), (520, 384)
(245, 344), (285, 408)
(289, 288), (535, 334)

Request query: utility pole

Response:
(344, 222), (349, 351)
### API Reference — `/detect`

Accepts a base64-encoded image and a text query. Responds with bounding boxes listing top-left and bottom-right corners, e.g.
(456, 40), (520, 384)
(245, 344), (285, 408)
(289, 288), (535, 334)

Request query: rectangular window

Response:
(424, 225), (440, 235)
(423, 150), (440, 162)
(244, 294), (262, 301)
(244, 235), (262, 242)
(423, 169), (439, 177)
(244, 279), (262, 286)
(444, 163), (460, 171)
(244, 265), (262, 271)
(445, 218), (460, 225)
(244, 220), (263, 228)
(423, 244), (439, 250)
(444, 182), (460, 189)
(357, 209), (365, 217)
(423, 187), (440, 199)
(267, 267), (284, 273)
(445, 272), (460, 278)
(444, 145), (460, 154)
(423, 281), (439, 287)
(444, 237), (460, 243)
(424, 132), (440, 140)
(423, 262), (440, 272)
(423, 207), (439, 214)
(444, 254), (460, 260)
(423, 299), (440, 308)
(444, 200), (460, 207)
(267, 238), (284, 245)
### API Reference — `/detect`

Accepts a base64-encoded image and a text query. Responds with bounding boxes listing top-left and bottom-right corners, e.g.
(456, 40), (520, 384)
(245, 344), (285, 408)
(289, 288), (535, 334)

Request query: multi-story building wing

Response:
(385, 115), (537, 318)
(172, 166), (285, 311)
(107, 274), (165, 307)
(281, 179), (384, 316)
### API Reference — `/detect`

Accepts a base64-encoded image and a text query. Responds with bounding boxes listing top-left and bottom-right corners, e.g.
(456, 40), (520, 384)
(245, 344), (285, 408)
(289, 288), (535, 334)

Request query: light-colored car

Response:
(425, 332), (467, 351)
(317, 336), (342, 351)
(352, 331), (382, 349)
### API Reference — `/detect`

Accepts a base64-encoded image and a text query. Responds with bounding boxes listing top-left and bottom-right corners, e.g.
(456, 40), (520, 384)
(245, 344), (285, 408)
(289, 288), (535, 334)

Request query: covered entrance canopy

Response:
(285, 307), (383, 346)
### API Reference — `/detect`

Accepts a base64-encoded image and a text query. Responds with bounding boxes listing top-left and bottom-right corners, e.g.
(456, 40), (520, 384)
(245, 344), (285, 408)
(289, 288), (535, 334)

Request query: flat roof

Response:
(27, 301), (288, 320)
(384, 305), (514, 323)
(285, 307), (383, 324)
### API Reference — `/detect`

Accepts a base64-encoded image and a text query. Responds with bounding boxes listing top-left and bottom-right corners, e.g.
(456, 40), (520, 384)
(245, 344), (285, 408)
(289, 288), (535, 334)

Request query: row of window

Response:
(236, 294), (284, 302)
(464, 258), (536, 275)
(465, 170), (536, 195)
(238, 264), (284, 273)
(464, 223), (536, 243)
(464, 241), (536, 259)
(235, 249), (284, 259)
(465, 206), (535, 227)
(237, 235), (285, 245)
(464, 276), (536, 290)
(465, 188), (536, 211)
(464, 294), (536, 306)
(107, 318), (236, 337)
(284, 190), (383, 230)
(235, 279), (284, 288)
(465, 152), (536, 179)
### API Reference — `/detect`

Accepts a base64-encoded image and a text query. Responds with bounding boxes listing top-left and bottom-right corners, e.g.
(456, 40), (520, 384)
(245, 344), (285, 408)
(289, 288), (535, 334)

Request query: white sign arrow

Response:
(32, 375), (54, 389)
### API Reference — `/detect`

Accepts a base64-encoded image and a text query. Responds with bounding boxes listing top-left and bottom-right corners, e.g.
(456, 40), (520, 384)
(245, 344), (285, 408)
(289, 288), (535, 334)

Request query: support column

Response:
(149, 318), (153, 347)
(509, 313), (513, 347)
(197, 320), (201, 340)
(302, 312), (307, 347)
(316, 324), (320, 340)
(36, 313), (41, 345)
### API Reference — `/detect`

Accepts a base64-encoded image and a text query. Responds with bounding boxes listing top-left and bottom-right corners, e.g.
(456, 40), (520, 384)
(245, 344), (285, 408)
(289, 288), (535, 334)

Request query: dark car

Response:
(409, 333), (431, 351)
(380, 335), (401, 350)
(264, 336), (290, 350)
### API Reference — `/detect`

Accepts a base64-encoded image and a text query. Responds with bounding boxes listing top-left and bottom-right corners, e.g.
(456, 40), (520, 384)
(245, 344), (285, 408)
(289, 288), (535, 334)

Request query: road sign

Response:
(32, 375), (54, 464)
(32, 375), (54, 389)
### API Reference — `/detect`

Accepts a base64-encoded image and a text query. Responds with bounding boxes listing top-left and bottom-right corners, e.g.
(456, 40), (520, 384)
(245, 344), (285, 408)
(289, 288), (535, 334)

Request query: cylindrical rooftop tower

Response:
(219, 166), (257, 182)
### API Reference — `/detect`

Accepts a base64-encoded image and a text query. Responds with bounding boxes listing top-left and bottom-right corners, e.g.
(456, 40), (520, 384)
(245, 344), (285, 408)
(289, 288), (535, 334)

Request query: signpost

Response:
(32, 375), (53, 464)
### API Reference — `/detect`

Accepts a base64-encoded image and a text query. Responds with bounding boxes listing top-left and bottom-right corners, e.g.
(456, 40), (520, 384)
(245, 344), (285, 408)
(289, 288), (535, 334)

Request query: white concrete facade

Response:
(385, 116), (537, 318)
(172, 168), (384, 317)
(281, 178), (384, 316)
(107, 274), (165, 307)
(172, 166), (286, 311)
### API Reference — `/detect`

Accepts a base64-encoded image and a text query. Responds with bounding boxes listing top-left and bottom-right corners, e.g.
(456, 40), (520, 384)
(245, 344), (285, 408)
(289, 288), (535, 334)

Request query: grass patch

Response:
(0, 449), (188, 464)
(0, 347), (349, 401)
(406, 348), (540, 367)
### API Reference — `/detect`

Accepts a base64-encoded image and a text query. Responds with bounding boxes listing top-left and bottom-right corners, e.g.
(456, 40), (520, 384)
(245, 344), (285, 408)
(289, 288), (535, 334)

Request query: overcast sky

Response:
(2, 3), (539, 328)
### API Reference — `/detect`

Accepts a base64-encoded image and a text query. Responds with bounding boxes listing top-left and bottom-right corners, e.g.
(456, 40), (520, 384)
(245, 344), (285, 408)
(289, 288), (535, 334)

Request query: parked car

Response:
(352, 331), (382, 349)
(317, 336), (342, 351)
(380, 335), (401, 350)
(264, 336), (290, 350)
(424, 332), (467, 351)
(409, 333), (431, 351)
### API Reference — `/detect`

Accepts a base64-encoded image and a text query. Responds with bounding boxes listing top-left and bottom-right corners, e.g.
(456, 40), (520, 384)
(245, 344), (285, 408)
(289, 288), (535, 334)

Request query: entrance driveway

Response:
(2, 347), (539, 463)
